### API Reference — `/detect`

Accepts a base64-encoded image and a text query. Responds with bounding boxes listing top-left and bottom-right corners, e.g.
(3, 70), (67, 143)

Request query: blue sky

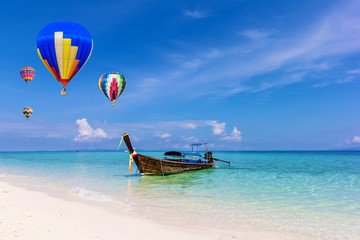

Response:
(0, 0), (359, 151)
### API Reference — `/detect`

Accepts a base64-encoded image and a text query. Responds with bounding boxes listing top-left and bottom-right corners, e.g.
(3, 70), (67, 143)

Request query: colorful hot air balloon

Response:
(23, 107), (33, 120)
(99, 72), (127, 107)
(36, 21), (93, 95)
(20, 67), (35, 86)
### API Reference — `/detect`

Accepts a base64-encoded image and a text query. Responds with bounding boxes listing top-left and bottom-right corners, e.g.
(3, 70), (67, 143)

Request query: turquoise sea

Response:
(0, 151), (359, 239)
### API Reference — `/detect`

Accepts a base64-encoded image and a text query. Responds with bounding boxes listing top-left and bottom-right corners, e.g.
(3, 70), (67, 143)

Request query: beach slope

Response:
(0, 181), (214, 240)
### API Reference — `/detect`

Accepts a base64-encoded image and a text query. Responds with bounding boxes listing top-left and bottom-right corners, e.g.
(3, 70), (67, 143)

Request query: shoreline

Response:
(0, 180), (219, 240)
(0, 177), (310, 240)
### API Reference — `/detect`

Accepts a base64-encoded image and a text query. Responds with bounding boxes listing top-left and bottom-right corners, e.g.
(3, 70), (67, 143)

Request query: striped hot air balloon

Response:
(22, 107), (33, 120)
(20, 67), (35, 86)
(99, 72), (127, 107)
(36, 21), (93, 95)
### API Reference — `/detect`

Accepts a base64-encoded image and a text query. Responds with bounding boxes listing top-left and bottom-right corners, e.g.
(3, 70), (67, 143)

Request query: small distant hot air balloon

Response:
(36, 21), (93, 95)
(20, 67), (35, 86)
(23, 107), (33, 120)
(99, 72), (127, 107)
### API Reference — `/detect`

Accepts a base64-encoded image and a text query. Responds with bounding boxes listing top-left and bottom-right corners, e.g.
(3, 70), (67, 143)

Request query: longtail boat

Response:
(122, 133), (230, 175)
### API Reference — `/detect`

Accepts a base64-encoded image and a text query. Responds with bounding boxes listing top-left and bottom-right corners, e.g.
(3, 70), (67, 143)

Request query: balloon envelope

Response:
(99, 72), (127, 106)
(36, 21), (93, 90)
(20, 67), (35, 86)
(23, 107), (33, 119)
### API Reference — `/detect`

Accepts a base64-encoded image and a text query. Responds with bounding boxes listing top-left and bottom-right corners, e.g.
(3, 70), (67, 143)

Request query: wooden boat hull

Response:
(122, 133), (214, 175)
(133, 154), (214, 175)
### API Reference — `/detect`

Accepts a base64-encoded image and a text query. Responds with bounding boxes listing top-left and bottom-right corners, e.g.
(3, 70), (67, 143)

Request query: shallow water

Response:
(0, 151), (359, 239)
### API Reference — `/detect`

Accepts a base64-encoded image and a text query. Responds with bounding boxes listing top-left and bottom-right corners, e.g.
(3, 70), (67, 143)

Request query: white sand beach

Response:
(0, 180), (313, 240)
(0, 181), (214, 240)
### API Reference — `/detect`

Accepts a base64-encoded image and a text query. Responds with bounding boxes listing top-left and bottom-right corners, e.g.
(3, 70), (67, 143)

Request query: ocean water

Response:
(0, 151), (359, 239)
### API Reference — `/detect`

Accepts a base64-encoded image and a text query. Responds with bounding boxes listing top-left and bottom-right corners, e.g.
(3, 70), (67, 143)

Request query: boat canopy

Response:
(164, 151), (202, 158)
(164, 151), (183, 157)
(191, 143), (204, 146)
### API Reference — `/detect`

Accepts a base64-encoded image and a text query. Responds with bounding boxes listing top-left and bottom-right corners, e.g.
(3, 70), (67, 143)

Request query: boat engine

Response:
(204, 151), (213, 163)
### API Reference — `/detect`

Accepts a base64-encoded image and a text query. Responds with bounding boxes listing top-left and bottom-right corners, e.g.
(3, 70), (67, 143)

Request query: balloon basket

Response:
(61, 88), (66, 95)
(112, 103), (114, 107)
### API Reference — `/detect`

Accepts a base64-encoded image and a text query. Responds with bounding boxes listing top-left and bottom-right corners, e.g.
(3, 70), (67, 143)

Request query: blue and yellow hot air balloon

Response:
(22, 107), (33, 120)
(99, 72), (127, 107)
(36, 21), (93, 95)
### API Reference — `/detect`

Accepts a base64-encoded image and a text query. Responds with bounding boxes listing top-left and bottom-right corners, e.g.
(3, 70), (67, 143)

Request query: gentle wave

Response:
(69, 186), (132, 209)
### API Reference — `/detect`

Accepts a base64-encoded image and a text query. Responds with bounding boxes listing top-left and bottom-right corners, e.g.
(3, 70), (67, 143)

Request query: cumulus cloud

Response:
(207, 121), (226, 135)
(353, 136), (360, 143)
(184, 10), (208, 19)
(74, 118), (108, 142)
(223, 127), (242, 142)
(206, 121), (242, 142)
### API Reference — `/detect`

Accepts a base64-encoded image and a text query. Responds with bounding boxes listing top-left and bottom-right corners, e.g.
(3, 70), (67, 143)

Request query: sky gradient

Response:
(0, 0), (359, 151)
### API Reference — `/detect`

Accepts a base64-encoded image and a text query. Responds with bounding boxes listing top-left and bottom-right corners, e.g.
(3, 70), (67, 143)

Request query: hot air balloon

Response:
(20, 67), (35, 86)
(99, 72), (127, 107)
(36, 21), (93, 95)
(23, 107), (33, 120)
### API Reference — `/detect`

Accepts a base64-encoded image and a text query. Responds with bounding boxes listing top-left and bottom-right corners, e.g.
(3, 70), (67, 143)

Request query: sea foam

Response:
(69, 186), (132, 209)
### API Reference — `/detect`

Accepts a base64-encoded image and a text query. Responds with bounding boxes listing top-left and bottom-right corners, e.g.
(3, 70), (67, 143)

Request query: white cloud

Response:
(240, 29), (276, 40)
(207, 121), (226, 135)
(223, 127), (242, 142)
(206, 121), (242, 142)
(159, 133), (171, 139)
(347, 69), (360, 74)
(153, 0), (360, 98)
(183, 59), (203, 69)
(78, 120), (243, 146)
(182, 136), (199, 143)
(337, 76), (354, 84)
(184, 123), (197, 129)
(46, 134), (63, 139)
(184, 10), (208, 19)
(125, 77), (163, 101)
(353, 136), (360, 143)
(102, 1), (360, 105)
(138, 78), (161, 88)
(312, 82), (328, 88)
(74, 118), (108, 142)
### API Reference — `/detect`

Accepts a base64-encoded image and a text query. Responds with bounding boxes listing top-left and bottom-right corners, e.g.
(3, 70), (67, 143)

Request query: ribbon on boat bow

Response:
(129, 151), (137, 173)
(117, 135), (125, 150)
(117, 135), (137, 173)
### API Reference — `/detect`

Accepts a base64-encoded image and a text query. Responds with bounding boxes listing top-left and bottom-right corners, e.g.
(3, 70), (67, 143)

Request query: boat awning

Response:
(191, 143), (203, 146)
(164, 151), (202, 157)
(164, 151), (183, 157)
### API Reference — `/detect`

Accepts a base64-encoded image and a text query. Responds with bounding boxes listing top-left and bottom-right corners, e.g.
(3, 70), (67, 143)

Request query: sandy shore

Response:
(0, 180), (310, 240)
(0, 181), (220, 240)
